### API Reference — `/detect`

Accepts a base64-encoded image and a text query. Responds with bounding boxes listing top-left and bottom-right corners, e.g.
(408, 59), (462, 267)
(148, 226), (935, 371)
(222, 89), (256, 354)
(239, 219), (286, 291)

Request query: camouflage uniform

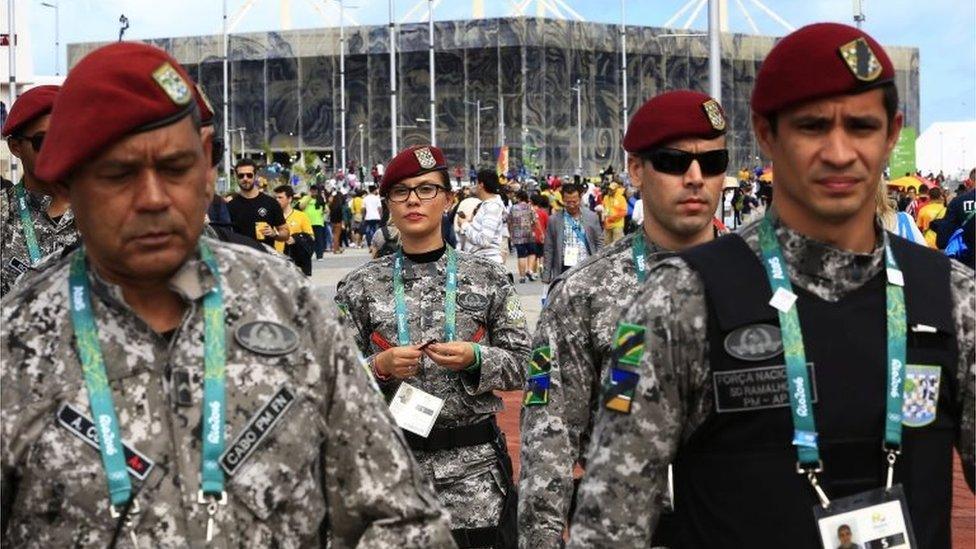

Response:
(335, 249), (531, 545)
(1, 237), (454, 548)
(0, 183), (79, 297)
(567, 216), (976, 547)
(518, 230), (670, 547)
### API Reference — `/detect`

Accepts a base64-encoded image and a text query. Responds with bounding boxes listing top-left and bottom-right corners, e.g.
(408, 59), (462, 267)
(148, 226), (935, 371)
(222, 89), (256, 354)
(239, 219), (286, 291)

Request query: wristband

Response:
(465, 343), (482, 372)
(370, 354), (392, 381)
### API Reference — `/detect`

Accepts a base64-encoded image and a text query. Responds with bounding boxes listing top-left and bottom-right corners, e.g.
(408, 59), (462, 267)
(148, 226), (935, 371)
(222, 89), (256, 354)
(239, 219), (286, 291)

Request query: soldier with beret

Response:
(518, 90), (731, 547)
(1, 84), (80, 297)
(569, 23), (974, 548)
(0, 42), (453, 547)
(336, 145), (531, 548)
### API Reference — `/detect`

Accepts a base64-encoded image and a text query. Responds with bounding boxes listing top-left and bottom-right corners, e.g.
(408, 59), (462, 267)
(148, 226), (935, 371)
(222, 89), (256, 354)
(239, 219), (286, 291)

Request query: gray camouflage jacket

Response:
(567, 216), (976, 547)
(0, 183), (79, 297)
(518, 230), (668, 547)
(335, 249), (530, 426)
(1, 237), (454, 548)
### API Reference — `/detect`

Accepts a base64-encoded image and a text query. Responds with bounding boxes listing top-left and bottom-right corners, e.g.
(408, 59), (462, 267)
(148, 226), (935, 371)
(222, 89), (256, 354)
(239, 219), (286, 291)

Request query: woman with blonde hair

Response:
(877, 179), (925, 244)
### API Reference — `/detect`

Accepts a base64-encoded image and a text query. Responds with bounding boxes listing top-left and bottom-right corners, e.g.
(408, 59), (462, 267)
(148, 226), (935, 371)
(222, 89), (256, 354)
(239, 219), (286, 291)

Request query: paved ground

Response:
(310, 246), (975, 546)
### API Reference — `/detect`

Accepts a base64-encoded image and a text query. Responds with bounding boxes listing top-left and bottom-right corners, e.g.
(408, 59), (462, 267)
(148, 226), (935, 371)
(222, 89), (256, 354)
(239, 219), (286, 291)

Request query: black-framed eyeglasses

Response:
(13, 132), (45, 153)
(642, 148), (729, 177)
(387, 183), (448, 203)
(236, 172), (255, 179)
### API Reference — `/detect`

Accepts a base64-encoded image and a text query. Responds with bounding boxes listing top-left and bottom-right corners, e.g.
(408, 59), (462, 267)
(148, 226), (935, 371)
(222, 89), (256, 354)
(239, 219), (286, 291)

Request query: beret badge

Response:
(152, 62), (193, 106)
(838, 37), (883, 82)
(414, 147), (437, 169)
(702, 99), (726, 131)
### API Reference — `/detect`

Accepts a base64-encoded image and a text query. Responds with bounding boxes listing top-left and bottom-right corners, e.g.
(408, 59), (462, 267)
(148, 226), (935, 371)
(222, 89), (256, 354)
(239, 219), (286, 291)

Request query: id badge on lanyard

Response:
(756, 218), (915, 548)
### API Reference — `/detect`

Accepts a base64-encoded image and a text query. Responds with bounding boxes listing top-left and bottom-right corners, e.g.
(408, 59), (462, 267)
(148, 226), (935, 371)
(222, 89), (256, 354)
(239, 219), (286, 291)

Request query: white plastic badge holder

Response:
(389, 382), (444, 438)
(813, 485), (915, 549)
(564, 245), (580, 267)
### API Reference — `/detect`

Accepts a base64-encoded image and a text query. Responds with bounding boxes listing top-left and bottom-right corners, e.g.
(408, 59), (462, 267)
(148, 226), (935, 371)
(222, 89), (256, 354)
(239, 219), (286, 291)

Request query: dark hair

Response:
(274, 184), (294, 198)
(928, 187), (943, 200)
(837, 524), (852, 535)
(477, 169), (501, 194)
(235, 158), (258, 172)
(561, 183), (583, 197)
(766, 82), (899, 135)
(516, 190), (529, 202)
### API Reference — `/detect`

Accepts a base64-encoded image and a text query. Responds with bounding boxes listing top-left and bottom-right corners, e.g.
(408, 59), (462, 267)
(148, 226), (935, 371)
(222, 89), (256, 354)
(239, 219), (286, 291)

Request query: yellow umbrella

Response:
(887, 176), (921, 191)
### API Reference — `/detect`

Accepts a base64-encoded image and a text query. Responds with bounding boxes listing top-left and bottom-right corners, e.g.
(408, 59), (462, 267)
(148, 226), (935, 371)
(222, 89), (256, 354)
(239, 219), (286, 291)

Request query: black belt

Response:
(404, 418), (498, 452)
(452, 525), (499, 548)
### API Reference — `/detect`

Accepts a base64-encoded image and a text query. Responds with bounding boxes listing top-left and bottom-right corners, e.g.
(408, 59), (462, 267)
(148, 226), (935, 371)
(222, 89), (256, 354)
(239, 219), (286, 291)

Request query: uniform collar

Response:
(88, 243), (218, 310)
(767, 208), (884, 293)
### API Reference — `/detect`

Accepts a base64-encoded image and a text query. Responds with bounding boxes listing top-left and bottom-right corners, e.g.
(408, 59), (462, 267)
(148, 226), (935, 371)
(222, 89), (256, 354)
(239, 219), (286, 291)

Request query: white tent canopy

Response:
(915, 121), (976, 180)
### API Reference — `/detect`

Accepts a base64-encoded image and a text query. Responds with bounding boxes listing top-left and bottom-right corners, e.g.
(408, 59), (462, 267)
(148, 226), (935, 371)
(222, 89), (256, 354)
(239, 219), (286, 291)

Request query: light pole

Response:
(708, 0), (721, 104)
(7, 0), (17, 183)
(428, 0), (436, 145)
(571, 79), (583, 174)
(620, 0), (627, 132)
(389, 0), (398, 155)
(40, 1), (59, 75)
(335, 1), (359, 175)
(464, 100), (493, 166)
(853, 0), (866, 28)
(222, 0), (231, 183)
(358, 123), (365, 168)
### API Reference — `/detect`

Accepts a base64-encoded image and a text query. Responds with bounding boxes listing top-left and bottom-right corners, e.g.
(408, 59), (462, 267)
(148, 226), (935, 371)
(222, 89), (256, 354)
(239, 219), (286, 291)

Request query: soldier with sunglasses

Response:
(519, 89), (730, 547)
(1, 85), (80, 297)
(336, 145), (531, 548)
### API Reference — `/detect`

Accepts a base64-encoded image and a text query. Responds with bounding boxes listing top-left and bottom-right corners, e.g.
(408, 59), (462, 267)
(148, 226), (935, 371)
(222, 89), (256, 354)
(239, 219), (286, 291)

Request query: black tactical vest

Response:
(675, 233), (958, 549)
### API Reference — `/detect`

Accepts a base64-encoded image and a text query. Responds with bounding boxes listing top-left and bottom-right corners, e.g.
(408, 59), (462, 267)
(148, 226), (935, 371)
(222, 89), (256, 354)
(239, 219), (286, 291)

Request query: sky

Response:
(19, 0), (976, 132)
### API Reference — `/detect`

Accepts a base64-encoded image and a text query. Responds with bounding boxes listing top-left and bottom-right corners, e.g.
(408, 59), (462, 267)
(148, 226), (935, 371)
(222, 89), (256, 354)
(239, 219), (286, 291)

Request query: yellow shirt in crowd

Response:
(275, 209), (315, 253)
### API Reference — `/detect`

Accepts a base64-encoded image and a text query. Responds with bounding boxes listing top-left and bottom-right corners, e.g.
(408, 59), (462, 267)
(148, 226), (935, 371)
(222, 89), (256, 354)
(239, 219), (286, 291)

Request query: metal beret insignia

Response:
(702, 99), (726, 131)
(723, 323), (783, 361)
(414, 146), (437, 169)
(457, 292), (490, 311)
(152, 62), (193, 106)
(838, 37), (883, 82)
(235, 321), (300, 356)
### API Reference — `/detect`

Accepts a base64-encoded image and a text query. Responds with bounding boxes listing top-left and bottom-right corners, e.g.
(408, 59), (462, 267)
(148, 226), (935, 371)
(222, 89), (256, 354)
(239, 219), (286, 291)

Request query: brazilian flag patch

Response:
(604, 367), (639, 414)
(613, 323), (645, 367)
(524, 347), (552, 406)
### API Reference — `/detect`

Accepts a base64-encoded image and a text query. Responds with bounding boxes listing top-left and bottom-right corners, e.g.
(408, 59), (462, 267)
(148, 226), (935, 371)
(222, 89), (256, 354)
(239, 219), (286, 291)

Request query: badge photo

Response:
(813, 486), (915, 549)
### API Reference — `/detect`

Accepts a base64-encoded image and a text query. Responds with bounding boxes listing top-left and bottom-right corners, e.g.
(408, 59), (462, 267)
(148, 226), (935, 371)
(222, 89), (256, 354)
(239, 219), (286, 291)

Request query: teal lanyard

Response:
(393, 246), (458, 346)
(632, 232), (647, 283)
(69, 242), (227, 508)
(757, 218), (906, 494)
(13, 182), (42, 265)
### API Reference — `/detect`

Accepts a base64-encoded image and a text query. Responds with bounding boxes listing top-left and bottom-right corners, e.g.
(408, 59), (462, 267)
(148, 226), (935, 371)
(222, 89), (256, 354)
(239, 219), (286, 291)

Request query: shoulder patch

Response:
(612, 323), (645, 367)
(523, 347), (552, 406)
(235, 321), (300, 356)
(902, 364), (941, 427)
(458, 292), (490, 311)
(723, 323), (783, 361)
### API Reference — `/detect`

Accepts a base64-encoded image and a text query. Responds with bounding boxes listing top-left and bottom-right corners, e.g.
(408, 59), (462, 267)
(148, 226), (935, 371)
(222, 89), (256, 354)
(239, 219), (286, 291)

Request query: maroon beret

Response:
(36, 42), (197, 182)
(1, 85), (59, 137)
(623, 90), (727, 153)
(194, 83), (215, 126)
(752, 22), (894, 116)
(380, 145), (448, 196)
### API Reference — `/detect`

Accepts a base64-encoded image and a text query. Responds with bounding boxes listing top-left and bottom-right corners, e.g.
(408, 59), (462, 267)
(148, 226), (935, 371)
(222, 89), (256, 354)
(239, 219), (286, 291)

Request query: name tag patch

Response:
(56, 403), (155, 480)
(713, 363), (818, 413)
(220, 386), (296, 476)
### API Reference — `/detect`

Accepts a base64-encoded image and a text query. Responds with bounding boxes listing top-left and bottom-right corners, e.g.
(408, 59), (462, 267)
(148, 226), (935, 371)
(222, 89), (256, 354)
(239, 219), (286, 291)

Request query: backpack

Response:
(376, 224), (399, 258)
(944, 210), (976, 262)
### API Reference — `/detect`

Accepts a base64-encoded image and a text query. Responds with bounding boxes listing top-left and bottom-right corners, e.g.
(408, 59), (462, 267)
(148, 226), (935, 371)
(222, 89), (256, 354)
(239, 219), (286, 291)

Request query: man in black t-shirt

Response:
(226, 158), (288, 247)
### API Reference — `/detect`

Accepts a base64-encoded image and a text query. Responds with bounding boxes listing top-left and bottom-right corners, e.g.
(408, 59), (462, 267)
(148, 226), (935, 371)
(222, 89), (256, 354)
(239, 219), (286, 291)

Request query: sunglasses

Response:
(13, 132), (45, 153)
(643, 148), (729, 177)
(236, 172), (255, 179)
